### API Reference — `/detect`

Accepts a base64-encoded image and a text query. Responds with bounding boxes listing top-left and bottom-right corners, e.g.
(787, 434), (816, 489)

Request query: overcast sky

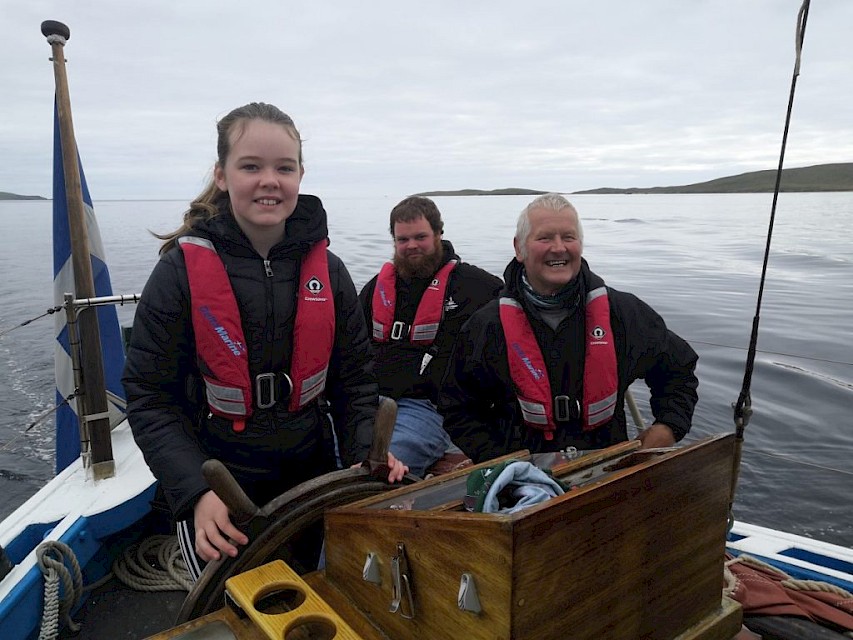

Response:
(2, 0), (850, 200)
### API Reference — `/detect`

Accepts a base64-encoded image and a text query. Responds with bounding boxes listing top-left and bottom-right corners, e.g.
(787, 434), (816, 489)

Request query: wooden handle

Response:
(363, 397), (397, 478)
(202, 459), (261, 527)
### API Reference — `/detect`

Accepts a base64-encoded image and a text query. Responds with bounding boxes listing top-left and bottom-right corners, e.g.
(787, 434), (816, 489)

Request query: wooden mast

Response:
(41, 20), (115, 480)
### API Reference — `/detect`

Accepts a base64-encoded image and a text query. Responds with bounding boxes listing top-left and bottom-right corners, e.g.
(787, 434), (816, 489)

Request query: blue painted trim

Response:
(728, 548), (853, 592)
(0, 482), (156, 640)
(778, 547), (853, 577)
(4, 523), (59, 565)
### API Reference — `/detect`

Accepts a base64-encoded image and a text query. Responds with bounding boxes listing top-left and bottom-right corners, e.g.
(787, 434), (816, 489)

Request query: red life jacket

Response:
(179, 237), (335, 430)
(498, 286), (618, 440)
(371, 260), (457, 344)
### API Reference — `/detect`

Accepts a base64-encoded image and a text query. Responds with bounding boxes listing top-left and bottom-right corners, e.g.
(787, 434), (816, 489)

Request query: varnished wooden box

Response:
(324, 434), (737, 640)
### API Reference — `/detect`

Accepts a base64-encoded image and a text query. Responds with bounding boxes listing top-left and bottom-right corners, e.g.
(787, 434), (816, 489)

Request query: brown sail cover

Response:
(726, 553), (853, 632)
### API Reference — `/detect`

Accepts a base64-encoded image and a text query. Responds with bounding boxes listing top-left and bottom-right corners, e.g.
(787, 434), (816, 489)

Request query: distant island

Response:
(415, 162), (853, 196)
(5, 162), (851, 201)
(575, 162), (853, 194)
(0, 191), (47, 201)
(414, 187), (549, 197)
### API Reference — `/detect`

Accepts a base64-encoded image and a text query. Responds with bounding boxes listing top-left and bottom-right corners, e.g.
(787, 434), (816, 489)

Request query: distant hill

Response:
(0, 191), (47, 201)
(412, 163), (852, 197)
(413, 187), (549, 197)
(573, 162), (853, 194)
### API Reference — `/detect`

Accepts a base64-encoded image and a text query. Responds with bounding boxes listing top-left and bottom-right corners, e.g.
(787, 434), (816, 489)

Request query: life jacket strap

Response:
(554, 395), (581, 422)
(255, 372), (293, 410)
(391, 321), (409, 340)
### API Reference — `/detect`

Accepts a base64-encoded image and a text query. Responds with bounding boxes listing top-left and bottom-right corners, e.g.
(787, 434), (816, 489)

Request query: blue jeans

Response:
(386, 397), (458, 478)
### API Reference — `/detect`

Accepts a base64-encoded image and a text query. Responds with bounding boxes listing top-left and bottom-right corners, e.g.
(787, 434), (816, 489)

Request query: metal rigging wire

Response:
(733, 0), (812, 438)
(729, 0), (812, 514)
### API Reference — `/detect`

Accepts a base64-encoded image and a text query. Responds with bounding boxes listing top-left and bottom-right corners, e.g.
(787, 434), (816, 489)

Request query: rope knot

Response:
(36, 540), (83, 639)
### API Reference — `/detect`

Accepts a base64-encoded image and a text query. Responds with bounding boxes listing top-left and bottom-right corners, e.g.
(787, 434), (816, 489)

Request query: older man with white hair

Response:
(438, 193), (699, 463)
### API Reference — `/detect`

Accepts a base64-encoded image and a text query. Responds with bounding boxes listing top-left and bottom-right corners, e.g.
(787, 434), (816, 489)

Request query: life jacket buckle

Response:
(554, 395), (580, 422)
(390, 321), (409, 341)
(255, 372), (292, 409)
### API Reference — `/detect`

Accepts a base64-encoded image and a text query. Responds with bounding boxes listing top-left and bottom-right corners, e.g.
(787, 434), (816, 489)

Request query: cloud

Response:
(2, 0), (851, 199)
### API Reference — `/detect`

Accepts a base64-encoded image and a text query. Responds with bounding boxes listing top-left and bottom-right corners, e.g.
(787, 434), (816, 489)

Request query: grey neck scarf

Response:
(520, 270), (582, 311)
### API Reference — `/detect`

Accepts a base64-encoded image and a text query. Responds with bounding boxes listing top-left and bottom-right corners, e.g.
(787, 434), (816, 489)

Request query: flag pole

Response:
(41, 20), (115, 480)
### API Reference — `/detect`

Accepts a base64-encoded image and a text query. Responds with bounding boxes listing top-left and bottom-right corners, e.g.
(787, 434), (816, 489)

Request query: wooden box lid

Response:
(324, 434), (736, 640)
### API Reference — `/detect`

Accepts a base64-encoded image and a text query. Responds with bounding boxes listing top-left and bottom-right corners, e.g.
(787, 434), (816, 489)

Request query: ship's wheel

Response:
(176, 467), (416, 621)
(176, 398), (417, 622)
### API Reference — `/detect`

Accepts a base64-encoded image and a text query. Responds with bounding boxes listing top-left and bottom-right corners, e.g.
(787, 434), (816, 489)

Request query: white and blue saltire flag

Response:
(52, 100), (126, 473)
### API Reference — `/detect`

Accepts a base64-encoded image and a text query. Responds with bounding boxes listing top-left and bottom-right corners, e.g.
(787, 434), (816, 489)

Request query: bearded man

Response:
(359, 196), (503, 477)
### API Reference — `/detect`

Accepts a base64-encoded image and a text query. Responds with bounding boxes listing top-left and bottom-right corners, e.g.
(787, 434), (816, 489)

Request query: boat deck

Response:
(61, 577), (185, 640)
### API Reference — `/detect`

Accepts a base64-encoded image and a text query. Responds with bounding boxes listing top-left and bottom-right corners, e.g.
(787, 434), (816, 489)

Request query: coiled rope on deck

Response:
(36, 541), (82, 640)
(34, 535), (190, 640)
(112, 534), (193, 592)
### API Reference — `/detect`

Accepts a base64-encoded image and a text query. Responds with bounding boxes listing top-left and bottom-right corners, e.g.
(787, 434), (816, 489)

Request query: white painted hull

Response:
(0, 420), (156, 640)
(728, 520), (853, 590)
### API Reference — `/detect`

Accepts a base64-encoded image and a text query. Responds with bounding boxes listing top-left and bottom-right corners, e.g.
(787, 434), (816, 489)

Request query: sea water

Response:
(1, 192), (851, 546)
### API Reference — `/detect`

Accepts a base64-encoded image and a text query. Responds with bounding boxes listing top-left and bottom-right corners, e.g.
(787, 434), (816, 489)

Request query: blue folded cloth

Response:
(466, 461), (565, 514)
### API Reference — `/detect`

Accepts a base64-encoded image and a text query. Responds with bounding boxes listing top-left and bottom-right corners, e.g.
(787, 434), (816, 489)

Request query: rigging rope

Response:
(732, 0), (811, 437)
(748, 449), (853, 477)
(0, 306), (63, 339)
(728, 0), (812, 530)
(693, 340), (853, 368)
(0, 392), (78, 453)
